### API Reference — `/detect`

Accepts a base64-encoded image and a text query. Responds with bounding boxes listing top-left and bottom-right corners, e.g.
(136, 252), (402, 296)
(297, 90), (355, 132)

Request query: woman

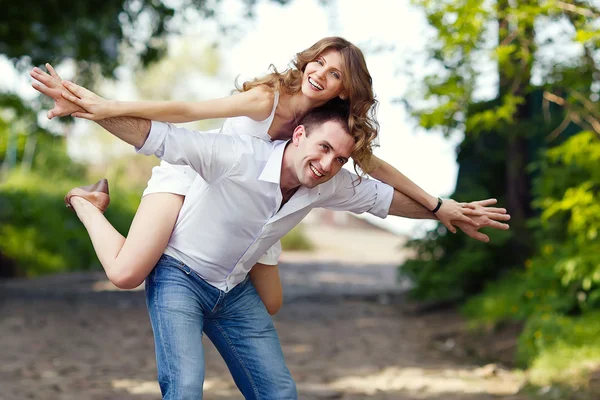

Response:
(31, 37), (480, 315)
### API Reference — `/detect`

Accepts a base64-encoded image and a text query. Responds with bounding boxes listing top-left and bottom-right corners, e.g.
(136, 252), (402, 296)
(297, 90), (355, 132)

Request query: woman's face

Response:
(301, 49), (346, 103)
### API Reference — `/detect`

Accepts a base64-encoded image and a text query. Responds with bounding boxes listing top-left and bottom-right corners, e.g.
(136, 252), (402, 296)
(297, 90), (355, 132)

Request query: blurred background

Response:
(1, 0), (599, 399)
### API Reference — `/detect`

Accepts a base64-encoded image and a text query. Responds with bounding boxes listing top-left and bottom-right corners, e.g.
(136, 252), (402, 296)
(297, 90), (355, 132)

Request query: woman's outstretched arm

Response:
(369, 155), (482, 233)
(32, 64), (275, 124)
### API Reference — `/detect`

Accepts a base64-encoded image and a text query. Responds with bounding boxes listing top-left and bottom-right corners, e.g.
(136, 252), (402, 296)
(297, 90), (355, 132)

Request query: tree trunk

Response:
(498, 0), (534, 256)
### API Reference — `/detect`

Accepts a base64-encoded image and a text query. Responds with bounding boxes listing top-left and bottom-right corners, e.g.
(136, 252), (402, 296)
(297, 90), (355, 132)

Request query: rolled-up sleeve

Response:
(136, 121), (237, 182)
(257, 240), (282, 266)
(321, 170), (394, 219)
(142, 161), (196, 197)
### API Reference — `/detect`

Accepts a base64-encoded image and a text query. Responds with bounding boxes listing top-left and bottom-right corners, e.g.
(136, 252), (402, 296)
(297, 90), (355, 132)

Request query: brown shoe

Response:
(65, 178), (110, 212)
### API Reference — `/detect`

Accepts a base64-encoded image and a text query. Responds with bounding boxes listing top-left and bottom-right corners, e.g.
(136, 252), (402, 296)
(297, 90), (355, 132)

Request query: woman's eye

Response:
(332, 72), (340, 79)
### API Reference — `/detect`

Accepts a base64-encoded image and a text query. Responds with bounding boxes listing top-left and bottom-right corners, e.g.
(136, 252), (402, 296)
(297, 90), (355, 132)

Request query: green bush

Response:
(0, 170), (138, 276)
(519, 312), (600, 386)
(460, 131), (600, 387)
(281, 225), (314, 251)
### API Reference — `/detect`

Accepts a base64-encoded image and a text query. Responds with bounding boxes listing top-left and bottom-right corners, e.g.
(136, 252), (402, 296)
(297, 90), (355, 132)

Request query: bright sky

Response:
(1, 0), (464, 237)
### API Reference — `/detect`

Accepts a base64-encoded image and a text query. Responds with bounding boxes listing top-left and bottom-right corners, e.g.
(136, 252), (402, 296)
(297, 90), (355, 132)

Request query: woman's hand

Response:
(61, 80), (119, 121)
(454, 199), (510, 242)
(435, 198), (484, 233)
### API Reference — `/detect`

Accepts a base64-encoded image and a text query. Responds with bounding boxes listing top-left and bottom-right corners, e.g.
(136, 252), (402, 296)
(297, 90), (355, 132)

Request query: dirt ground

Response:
(0, 263), (532, 400)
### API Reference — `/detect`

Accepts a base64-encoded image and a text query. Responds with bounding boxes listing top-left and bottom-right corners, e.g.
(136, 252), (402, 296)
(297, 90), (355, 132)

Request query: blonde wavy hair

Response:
(237, 37), (379, 174)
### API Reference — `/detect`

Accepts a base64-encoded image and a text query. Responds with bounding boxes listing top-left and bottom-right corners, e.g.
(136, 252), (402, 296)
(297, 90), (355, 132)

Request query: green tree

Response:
(1, 0), (292, 78)
(0, 0), (298, 277)
(402, 0), (599, 301)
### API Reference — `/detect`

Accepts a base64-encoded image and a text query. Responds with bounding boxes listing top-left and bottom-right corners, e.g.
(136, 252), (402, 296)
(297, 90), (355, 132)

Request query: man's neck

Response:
(279, 143), (301, 207)
(279, 186), (299, 210)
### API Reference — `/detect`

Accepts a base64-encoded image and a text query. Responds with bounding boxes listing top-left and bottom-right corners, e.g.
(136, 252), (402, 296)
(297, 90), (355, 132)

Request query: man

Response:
(33, 71), (510, 400)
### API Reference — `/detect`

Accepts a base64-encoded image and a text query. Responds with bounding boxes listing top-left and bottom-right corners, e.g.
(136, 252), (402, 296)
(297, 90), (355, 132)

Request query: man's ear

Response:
(292, 125), (305, 146)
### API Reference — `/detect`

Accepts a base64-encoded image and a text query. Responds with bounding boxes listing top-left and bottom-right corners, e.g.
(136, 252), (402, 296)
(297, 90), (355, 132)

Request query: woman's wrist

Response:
(431, 197), (443, 213)
(108, 100), (123, 117)
(425, 194), (439, 211)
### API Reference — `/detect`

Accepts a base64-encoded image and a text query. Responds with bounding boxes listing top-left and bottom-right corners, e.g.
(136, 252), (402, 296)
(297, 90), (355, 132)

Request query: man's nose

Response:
(321, 157), (333, 173)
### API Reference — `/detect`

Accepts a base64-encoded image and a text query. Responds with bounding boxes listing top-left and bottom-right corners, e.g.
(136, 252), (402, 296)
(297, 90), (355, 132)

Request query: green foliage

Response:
(409, 0), (599, 135)
(281, 226), (314, 252)
(1, 0), (292, 80)
(461, 130), (600, 385)
(406, 1), (599, 386)
(0, 170), (138, 277)
(531, 131), (600, 311)
(519, 312), (600, 386)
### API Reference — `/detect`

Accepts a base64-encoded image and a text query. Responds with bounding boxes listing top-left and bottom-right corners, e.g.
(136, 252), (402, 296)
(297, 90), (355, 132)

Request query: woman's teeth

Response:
(308, 77), (323, 90)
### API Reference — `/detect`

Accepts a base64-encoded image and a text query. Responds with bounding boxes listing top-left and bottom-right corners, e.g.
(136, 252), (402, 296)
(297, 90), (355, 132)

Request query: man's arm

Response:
(61, 81), (150, 148)
(323, 172), (511, 243)
(388, 189), (435, 219)
(95, 116), (151, 148)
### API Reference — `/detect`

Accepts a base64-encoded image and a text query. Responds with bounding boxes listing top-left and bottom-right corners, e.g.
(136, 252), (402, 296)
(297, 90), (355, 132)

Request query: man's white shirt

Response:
(138, 121), (394, 292)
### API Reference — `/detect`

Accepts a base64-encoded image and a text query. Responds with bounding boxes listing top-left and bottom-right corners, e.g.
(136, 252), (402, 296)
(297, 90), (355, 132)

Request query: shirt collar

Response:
(258, 140), (288, 184)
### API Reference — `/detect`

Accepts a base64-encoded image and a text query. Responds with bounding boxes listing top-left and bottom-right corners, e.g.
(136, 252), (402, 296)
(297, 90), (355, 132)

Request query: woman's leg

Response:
(70, 192), (184, 288)
(249, 263), (283, 315)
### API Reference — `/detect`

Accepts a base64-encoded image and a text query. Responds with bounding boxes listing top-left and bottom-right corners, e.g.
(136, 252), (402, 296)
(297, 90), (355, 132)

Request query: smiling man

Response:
(33, 72), (512, 399)
(62, 101), (507, 399)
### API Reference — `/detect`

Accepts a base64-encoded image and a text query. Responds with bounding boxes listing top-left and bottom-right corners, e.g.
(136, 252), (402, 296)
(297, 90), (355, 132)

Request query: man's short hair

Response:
(298, 101), (351, 138)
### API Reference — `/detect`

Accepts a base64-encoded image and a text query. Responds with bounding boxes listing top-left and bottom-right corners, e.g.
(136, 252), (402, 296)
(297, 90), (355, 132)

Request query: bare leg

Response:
(70, 193), (184, 289)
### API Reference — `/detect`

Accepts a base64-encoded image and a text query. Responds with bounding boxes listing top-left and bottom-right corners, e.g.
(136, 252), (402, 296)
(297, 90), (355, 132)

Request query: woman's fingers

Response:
(470, 198), (498, 207)
(461, 215), (479, 227)
(71, 112), (96, 120)
(462, 207), (485, 216)
(61, 92), (85, 108)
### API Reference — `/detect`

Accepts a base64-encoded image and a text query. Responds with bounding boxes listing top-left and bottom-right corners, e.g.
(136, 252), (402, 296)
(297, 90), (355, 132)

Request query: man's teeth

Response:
(308, 77), (323, 90)
(310, 164), (324, 177)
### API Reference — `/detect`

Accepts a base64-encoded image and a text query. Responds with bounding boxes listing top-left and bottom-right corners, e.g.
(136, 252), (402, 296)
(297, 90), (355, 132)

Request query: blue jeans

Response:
(145, 254), (297, 399)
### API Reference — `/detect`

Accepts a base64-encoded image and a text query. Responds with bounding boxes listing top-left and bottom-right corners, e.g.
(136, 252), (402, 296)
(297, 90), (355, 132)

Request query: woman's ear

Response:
(339, 92), (348, 100)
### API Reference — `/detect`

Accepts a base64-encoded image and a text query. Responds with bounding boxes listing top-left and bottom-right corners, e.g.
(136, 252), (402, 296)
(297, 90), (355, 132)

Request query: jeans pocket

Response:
(157, 254), (192, 275)
(172, 261), (192, 275)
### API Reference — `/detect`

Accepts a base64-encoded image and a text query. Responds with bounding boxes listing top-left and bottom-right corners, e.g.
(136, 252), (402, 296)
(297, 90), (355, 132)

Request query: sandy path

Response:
(0, 261), (528, 400)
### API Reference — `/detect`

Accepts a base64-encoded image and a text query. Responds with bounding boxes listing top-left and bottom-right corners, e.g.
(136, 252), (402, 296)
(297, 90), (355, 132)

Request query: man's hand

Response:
(30, 64), (84, 119)
(455, 198), (510, 242)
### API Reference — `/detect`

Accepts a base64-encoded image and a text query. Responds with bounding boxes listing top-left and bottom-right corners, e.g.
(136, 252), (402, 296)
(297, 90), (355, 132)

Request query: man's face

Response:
(291, 121), (354, 188)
